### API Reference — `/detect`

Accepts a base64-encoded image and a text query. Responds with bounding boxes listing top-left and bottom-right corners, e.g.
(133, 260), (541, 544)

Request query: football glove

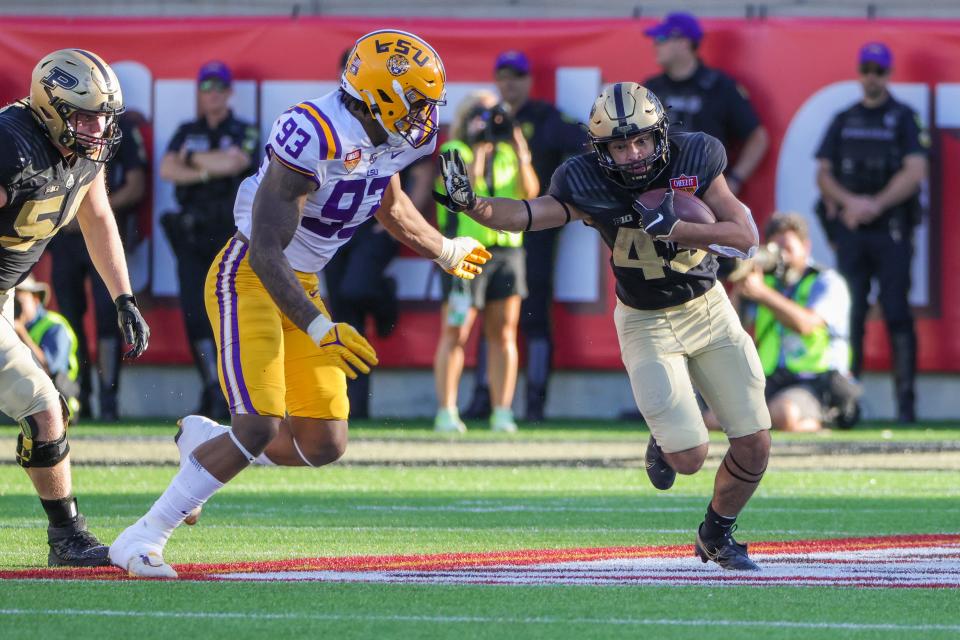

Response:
(115, 294), (150, 359)
(432, 149), (477, 213)
(633, 189), (681, 239)
(307, 316), (379, 380)
(434, 236), (492, 280)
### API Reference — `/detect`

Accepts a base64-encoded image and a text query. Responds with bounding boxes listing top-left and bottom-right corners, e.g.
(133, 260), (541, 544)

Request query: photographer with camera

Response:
(433, 91), (539, 433)
(727, 212), (861, 432)
(159, 61), (258, 420)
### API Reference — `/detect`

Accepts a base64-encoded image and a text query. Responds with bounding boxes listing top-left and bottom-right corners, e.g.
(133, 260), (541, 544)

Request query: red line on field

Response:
(1, 533), (957, 582)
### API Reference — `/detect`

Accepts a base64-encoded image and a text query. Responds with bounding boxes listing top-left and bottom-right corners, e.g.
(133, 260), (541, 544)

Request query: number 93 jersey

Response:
(233, 90), (436, 272)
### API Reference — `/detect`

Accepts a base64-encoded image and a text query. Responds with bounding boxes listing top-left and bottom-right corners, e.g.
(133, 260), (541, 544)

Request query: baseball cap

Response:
(644, 12), (704, 44)
(494, 50), (530, 76)
(858, 42), (892, 70)
(14, 275), (50, 305)
(197, 60), (232, 87)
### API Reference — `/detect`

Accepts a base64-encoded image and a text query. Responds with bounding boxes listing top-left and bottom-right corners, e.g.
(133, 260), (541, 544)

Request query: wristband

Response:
(307, 314), (335, 346)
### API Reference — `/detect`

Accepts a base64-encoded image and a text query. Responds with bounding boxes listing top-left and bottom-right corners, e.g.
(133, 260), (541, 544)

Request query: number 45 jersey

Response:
(233, 90), (436, 273)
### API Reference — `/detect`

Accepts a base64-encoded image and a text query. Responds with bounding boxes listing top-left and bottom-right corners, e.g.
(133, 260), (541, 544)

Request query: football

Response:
(635, 188), (717, 224)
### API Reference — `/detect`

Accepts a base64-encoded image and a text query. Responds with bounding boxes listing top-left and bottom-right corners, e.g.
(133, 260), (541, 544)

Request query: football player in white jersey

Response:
(110, 30), (491, 578)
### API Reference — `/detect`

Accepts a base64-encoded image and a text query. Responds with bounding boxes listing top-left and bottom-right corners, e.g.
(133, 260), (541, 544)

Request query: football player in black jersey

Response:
(436, 82), (772, 570)
(0, 49), (150, 566)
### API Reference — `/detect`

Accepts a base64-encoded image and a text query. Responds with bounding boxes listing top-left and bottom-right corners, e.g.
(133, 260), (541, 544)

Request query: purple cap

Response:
(197, 60), (232, 87)
(644, 12), (703, 43)
(494, 50), (530, 75)
(859, 42), (892, 69)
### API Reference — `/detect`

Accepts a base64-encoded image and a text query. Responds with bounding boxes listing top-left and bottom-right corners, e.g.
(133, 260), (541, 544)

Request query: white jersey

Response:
(234, 91), (435, 272)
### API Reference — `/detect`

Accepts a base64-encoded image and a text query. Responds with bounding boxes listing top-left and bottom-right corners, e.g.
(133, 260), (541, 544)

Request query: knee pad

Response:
(16, 432), (70, 468)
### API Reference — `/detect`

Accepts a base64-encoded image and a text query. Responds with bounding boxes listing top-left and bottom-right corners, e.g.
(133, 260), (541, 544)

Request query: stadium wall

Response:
(1, 17), (959, 417)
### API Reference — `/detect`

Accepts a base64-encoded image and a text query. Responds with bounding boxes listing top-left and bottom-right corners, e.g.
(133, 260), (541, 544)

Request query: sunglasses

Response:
(198, 79), (229, 92)
(859, 64), (889, 77)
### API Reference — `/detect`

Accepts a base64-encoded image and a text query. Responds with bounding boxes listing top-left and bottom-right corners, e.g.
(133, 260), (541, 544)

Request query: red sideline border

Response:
(0, 534), (957, 582)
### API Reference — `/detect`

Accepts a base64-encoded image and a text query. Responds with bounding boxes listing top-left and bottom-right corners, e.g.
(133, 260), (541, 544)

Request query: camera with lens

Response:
(726, 242), (785, 283)
(467, 102), (515, 145)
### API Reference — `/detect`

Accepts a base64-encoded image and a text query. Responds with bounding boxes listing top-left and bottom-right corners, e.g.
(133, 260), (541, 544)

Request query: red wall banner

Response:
(1, 17), (958, 372)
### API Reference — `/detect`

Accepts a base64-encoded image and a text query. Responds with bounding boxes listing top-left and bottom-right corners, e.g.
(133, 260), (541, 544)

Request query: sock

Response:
(700, 503), (737, 541)
(142, 457), (224, 543)
(437, 407), (460, 421)
(40, 496), (79, 528)
(491, 406), (514, 423)
(253, 452), (276, 466)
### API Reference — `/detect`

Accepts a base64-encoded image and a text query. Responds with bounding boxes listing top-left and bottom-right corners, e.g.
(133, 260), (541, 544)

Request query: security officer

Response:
(461, 50), (587, 423)
(49, 109), (147, 421)
(160, 61), (258, 420)
(642, 12), (768, 197)
(815, 42), (928, 424)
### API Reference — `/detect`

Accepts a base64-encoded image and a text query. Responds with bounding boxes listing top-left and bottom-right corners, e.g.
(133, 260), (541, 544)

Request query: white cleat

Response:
(109, 519), (177, 579)
(175, 415), (227, 525)
(490, 408), (518, 433)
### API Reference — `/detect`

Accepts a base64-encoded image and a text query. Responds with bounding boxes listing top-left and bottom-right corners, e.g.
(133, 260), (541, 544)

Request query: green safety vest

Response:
(755, 269), (831, 376)
(435, 139), (523, 248)
(27, 310), (79, 381)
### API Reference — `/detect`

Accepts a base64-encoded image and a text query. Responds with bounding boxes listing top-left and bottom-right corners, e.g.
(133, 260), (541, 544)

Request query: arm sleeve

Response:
(165, 124), (188, 155)
(722, 78), (761, 140)
(815, 115), (842, 161)
(38, 325), (72, 375)
(807, 270), (851, 337)
(264, 109), (329, 188)
(546, 160), (575, 204)
(899, 108), (929, 157)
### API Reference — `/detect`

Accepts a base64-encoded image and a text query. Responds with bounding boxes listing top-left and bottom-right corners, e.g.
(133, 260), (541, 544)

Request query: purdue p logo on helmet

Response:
(29, 48), (124, 163)
(340, 30), (446, 148)
(588, 82), (670, 189)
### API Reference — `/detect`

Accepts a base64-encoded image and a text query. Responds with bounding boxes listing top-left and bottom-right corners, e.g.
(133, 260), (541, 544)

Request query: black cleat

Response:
(694, 524), (761, 571)
(645, 435), (676, 490)
(48, 515), (110, 567)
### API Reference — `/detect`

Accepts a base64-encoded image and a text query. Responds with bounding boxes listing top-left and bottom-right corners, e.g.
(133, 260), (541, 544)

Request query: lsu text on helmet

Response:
(29, 48), (124, 163)
(588, 82), (669, 190)
(340, 29), (446, 148)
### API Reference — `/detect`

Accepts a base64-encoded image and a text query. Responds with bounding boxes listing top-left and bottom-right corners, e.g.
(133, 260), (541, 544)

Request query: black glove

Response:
(632, 189), (680, 239)
(432, 149), (477, 213)
(115, 294), (150, 360)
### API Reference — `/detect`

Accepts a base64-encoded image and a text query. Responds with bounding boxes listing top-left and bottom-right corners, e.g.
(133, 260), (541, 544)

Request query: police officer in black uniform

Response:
(436, 82), (771, 571)
(642, 12), (768, 198)
(160, 61), (258, 420)
(0, 49), (149, 566)
(815, 42), (928, 424)
(49, 109), (148, 421)
(462, 50), (587, 422)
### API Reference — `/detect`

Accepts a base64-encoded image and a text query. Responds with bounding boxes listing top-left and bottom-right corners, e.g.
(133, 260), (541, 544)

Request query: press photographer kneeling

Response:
(728, 212), (861, 431)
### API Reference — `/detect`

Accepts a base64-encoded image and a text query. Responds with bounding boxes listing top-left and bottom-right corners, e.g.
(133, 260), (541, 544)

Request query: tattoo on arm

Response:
(248, 159), (319, 333)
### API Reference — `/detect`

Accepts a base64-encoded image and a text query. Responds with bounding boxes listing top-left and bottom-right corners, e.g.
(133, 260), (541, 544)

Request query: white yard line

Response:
(0, 608), (957, 633)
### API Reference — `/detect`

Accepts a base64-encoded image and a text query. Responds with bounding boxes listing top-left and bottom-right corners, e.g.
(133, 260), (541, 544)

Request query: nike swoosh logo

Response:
(649, 213), (663, 228)
(391, 151), (404, 159)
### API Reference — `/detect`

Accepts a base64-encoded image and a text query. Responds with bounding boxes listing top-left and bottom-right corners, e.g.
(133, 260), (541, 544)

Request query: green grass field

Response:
(1, 420), (958, 639)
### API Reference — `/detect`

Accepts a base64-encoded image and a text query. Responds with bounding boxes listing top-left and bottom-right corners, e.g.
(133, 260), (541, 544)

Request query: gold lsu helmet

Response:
(588, 82), (669, 189)
(340, 29), (446, 148)
(29, 48), (124, 163)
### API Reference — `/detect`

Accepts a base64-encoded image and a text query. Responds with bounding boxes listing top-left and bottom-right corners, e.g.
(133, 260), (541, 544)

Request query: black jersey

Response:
(549, 131), (727, 310)
(0, 101), (100, 291)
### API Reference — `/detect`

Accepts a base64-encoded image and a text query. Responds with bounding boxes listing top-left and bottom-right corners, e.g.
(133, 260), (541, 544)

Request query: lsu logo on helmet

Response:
(340, 30), (446, 148)
(29, 48), (124, 163)
(588, 82), (670, 190)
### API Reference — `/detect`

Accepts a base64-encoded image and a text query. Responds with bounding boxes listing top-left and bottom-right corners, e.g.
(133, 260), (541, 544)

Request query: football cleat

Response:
(645, 435), (676, 490)
(694, 524), (761, 571)
(47, 515), (110, 567)
(174, 415), (227, 525)
(109, 518), (177, 579)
